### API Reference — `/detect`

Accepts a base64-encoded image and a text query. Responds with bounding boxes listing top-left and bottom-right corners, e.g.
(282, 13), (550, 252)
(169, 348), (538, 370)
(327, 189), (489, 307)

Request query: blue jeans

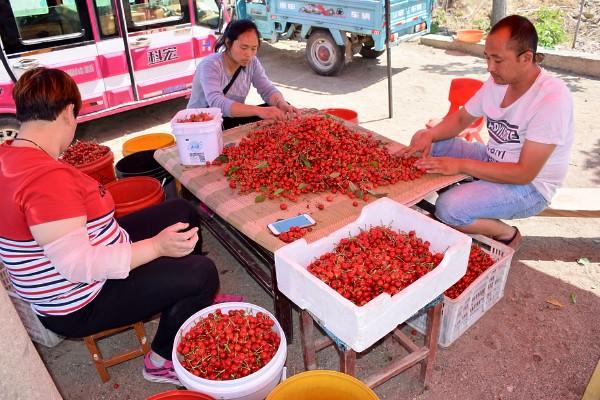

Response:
(431, 139), (549, 226)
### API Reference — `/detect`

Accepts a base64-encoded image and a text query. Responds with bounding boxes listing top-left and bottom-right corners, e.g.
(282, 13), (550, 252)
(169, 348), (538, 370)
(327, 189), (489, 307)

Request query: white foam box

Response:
(274, 197), (472, 352)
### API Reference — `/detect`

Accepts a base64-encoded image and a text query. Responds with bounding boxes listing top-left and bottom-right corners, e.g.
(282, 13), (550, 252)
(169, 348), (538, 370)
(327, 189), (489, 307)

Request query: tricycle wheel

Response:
(306, 30), (345, 76)
(359, 43), (385, 59)
(0, 116), (20, 143)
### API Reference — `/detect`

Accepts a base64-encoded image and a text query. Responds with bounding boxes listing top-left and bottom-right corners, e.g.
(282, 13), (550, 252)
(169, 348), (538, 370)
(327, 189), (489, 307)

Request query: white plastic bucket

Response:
(172, 302), (287, 400)
(171, 108), (224, 165)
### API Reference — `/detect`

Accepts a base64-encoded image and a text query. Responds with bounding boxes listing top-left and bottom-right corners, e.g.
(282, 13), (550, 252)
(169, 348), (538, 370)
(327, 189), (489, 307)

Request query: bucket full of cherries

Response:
(172, 302), (287, 400)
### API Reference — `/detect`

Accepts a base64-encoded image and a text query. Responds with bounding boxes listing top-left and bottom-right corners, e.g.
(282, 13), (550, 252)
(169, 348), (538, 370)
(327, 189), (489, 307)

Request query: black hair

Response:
(490, 15), (543, 63)
(214, 19), (261, 53)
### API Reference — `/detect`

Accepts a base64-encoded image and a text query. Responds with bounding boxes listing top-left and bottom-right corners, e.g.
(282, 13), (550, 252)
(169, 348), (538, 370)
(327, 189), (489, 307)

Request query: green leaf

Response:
(355, 189), (364, 199)
(369, 160), (379, 168)
(367, 189), (388, 198)
(255, 160), (269, 169)
(283, 143), (292, 152)
(569, 293), (577, 304)
(259, 185), (267, 192)
(329, 172), (341, 179)
(226, 166), (240, 177)
(348, 181), (357, 193)
(215, 154), (229, 163)
(577, 257), (590, 266)
(255, 194), (266, 203)
(297, 183), (307, 190)
(347, 163), (353, 170)
(274, 188), (284, 196)
(299, 154), (312, 168)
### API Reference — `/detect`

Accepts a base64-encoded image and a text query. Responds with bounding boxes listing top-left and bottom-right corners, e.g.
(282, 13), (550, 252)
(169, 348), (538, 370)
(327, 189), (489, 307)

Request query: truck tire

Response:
(306, 30), (345, 76)
(0, 116), (20, 143)
(359, 43), (385, 59)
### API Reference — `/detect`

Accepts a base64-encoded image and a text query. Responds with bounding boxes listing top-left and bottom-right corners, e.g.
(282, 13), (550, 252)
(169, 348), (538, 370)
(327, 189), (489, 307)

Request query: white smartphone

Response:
(267, 214), (316, 235)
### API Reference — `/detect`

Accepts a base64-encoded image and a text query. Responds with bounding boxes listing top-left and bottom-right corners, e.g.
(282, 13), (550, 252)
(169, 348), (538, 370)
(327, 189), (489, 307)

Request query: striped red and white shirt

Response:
(0, 143), (129, 316)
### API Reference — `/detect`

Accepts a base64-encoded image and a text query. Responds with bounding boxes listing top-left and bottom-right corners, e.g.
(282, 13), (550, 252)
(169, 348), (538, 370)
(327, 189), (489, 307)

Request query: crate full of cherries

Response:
(274, 197), (472, 352)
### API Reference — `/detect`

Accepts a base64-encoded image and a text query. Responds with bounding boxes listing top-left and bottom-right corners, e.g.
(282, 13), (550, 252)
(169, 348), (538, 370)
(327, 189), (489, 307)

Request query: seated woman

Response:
(187, 19), (298, 129)
(0, 67), (219, 385)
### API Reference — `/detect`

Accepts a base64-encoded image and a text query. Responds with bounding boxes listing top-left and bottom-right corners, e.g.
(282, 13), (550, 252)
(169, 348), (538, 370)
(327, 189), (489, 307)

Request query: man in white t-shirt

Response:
(400, 15), (574, 249)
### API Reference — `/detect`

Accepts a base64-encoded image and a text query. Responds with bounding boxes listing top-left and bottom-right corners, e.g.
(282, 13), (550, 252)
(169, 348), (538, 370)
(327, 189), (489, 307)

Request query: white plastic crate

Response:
(274, 197), (471, 352)
(407, 234), (514, 347)
(171, 108), (223, 165)
(0, 263), (63, 347)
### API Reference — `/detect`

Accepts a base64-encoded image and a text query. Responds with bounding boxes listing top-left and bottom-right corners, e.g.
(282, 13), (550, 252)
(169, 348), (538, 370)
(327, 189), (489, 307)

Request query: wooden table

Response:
(154, 115), (463, 342)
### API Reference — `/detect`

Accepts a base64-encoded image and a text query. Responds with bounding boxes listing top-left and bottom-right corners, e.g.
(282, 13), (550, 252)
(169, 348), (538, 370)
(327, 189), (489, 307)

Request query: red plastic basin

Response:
(105, 176), (164, 218)
(320, 108), (359, 124)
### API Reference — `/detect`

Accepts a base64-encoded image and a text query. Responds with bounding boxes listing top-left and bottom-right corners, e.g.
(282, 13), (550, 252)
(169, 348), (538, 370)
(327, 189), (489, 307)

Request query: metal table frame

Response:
(181, 187), (295, 343)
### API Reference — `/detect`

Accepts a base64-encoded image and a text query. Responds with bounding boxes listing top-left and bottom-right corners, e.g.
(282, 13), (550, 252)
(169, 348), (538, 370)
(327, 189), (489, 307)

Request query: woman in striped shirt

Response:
(0, 67), (219, 385)
(188, 19), (298, 129)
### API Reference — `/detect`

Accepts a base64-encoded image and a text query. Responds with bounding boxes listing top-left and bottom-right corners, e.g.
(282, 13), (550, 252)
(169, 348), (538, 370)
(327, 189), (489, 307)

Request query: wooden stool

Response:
(83, 321), (150, 382)
(300, 299), (442, 389)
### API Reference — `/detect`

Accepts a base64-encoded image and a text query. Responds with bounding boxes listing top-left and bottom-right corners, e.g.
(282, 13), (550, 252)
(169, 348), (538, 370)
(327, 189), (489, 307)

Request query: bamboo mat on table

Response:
(155, 115), (464, 254)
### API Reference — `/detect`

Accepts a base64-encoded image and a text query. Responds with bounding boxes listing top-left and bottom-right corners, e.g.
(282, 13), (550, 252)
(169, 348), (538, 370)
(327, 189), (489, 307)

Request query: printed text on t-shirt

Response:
(487, 118), (520, 145)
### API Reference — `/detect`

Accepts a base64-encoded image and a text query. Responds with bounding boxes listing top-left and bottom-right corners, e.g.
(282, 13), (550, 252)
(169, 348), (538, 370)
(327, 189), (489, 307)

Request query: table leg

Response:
(300, 310), (317, 370)
(275, 292), (294, 344)
(420, 302), (442, 386)
(340, 349), (357, 376)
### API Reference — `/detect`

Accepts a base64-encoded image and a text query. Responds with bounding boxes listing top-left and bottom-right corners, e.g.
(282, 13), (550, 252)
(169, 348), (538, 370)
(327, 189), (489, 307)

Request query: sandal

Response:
(213, 293), (245, 304)
(498, 226), (522, 251)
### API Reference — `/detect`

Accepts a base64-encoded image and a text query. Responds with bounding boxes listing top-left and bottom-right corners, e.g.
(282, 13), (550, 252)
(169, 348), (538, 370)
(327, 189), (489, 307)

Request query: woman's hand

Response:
(277, 101), (299, 114)
(152, 222), (199, 258)
(256, 106), (286, 120)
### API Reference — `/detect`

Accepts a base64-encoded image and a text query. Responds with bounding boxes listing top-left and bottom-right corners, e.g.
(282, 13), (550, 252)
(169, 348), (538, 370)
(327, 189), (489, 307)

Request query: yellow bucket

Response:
(122, 133), (175, 156)
(266, 370), (380, 400)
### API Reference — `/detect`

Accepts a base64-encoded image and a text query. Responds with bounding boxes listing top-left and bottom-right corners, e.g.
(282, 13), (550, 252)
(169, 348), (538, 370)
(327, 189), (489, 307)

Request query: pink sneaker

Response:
(142, 352), (180, 385)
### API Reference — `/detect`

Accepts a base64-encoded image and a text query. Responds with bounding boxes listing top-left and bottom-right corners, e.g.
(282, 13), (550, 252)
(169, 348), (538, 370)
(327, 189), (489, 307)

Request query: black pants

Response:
(222, 103), (268, 130)
(40, 199), (220, 359)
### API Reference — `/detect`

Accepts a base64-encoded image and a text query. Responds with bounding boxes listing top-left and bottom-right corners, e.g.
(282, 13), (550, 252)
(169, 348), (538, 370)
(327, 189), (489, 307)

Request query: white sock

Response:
(149, 351), (167, 367)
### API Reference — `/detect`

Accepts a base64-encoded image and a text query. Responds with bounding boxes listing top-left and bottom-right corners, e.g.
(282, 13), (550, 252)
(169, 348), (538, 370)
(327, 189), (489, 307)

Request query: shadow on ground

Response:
(259, 41), (410, 95)
(581, 138), (600, 185)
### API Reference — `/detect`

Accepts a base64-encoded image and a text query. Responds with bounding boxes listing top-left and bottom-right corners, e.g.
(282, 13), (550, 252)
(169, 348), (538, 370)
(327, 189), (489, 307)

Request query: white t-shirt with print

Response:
(465, 69), (574, 202)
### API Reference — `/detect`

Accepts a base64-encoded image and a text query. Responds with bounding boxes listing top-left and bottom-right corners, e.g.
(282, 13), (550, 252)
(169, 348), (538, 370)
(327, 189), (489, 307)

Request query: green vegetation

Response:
(473, 16), (491, 32)
(534, 7), (567, 48)
(431, 7), (447, 34)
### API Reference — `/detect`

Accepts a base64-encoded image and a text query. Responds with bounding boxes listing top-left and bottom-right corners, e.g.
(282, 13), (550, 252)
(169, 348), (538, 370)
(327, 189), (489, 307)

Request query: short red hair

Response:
(12, 67), (82, 123)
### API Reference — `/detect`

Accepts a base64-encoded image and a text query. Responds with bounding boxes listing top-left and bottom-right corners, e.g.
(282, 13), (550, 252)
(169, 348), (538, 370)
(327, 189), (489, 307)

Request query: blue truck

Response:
(234, 0), (433, 75)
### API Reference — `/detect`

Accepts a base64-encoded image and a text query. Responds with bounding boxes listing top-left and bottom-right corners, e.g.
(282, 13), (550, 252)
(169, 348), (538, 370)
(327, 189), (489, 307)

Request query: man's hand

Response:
(256, 106), (286, 120)
(399, 129), (434, 158)
(415, 156), (463, 175)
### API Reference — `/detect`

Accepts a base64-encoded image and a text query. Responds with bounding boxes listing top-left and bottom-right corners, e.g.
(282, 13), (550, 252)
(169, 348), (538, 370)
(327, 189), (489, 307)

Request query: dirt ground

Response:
(32, 39), (600, 400)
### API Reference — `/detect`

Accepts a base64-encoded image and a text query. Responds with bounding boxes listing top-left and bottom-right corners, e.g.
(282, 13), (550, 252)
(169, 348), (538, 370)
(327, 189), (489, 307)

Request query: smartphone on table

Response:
(268, 214), (316, 235)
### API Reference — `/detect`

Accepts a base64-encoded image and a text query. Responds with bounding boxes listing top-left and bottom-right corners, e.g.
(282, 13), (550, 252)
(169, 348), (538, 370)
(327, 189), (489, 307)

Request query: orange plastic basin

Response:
(456, 29), (484, 43)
